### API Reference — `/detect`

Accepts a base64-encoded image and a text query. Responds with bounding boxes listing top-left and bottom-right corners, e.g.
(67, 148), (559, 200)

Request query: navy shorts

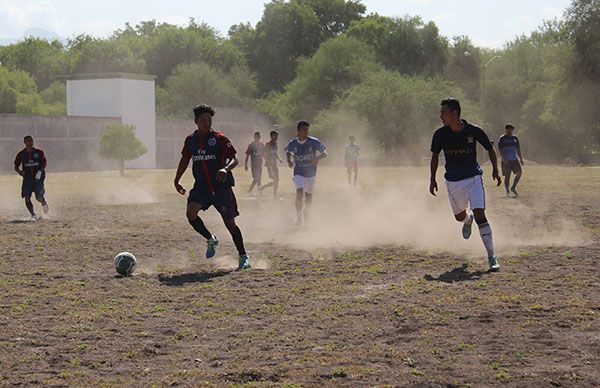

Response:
(501, 160), (522, 175)
(188, 186), (239, 220)
(21, 178), (45, 199)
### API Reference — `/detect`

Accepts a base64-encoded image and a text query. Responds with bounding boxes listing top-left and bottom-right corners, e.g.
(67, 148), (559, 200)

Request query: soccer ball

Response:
(114, 252), (137, 277)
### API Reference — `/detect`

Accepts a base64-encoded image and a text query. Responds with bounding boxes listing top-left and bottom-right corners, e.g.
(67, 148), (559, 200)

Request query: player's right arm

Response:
(429, 153), (439, 196)
(174, 139), (192, 195)
(429, 131), (442, 196)
(244, 144), (251, 171)
(13, 152), (23, 177)
(285, 141), (294, 168)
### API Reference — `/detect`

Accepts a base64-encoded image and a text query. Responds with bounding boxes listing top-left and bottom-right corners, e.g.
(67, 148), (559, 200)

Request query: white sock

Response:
(478, 222), (495, 258)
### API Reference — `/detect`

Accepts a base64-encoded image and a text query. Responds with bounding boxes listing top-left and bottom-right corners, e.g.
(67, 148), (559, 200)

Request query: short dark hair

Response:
(24, 135), (33, 141)
(441, 98), (461, 116)
(505, 123), (515, 129)
(270, 130), (278, 136)
(193, 104), (215, 119)
(254, 131), (260, 137)
(297, 120), (310, 129)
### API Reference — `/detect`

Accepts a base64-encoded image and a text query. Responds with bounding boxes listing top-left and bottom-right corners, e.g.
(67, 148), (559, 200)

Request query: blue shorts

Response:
(22, 178), (45, 199)
(188, 186), (239, 220)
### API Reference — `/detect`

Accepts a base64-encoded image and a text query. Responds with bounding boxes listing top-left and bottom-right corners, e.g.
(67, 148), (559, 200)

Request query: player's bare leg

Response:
(304, 192), (313, 223)
(511, 171), (522, 196)
(35, 193), (49, 214)
(473, 208), (499, 271)
(186, 202), (218, 258)
(353, 167), (358, 187)
(504, 170), (511, 196)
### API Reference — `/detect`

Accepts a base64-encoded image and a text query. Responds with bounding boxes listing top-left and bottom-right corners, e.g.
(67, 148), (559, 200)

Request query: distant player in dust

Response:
(498, 123), (524, 197)
(344, 135), (360, 187)
(429, 98), (501, 272)
(260, 130), (282, 198)
(14, 135), (49, 220)
(173, 104), (250, 270)
(285, 120), (327, 226)
(244, 132), (264, 195)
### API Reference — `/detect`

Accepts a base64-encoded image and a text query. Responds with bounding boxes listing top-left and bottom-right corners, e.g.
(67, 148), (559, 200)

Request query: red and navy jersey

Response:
(181, 129), (236, 191)
(14, 147), (47, 179)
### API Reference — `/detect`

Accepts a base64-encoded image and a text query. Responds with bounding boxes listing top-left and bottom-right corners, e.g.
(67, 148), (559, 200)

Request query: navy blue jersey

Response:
(285, 136), (326, 178)
(498, 134), (520, 161)
(431, 120), (493, 182)
(14, 148), (47, 180)
(181, 129), (236, 192)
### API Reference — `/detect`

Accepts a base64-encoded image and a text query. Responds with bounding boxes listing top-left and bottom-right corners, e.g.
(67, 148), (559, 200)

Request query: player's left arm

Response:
(217, 136), (238, 181)
(313, 142), (327, 165)
(516, 138), (524, 164)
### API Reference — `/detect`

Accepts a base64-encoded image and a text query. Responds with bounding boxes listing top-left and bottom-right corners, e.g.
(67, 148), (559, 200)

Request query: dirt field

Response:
(1, 165), (599, 386)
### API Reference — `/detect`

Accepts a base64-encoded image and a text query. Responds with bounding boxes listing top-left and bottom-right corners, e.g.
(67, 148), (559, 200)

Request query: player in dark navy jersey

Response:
(173, 104), (250, 270)
(429, 99), (502, 272)
(14, 135), (49, 220)
(285, 120), (327, 225)
(498, 123), (524, 197)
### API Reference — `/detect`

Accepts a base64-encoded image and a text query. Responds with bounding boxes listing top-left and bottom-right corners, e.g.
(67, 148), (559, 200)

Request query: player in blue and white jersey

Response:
(344, 136), (360, 187)
(285, 120), (327, 225)
(429, 99), (502, 272)
(498, 124), (524, 197)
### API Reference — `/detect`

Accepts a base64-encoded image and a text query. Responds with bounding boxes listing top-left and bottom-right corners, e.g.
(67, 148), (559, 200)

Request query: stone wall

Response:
(1, 108), (274, 172)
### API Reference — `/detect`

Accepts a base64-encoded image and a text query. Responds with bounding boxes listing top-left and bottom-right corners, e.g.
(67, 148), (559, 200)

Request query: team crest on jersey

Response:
(34, 153), (39, 158)
(467, 135), (474, 143)
(208, 138), (217, 147)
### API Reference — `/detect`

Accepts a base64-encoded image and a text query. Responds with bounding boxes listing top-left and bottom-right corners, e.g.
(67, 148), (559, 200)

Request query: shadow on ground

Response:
(424, 263), (487, 283)
(157, 270), (231, 286)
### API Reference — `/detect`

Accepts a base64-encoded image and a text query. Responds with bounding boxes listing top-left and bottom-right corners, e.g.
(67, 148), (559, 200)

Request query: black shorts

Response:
(188, 186), (239, 220)
(266, 164), (279, 180)
(501, 160), (522, 175)
(21, 178), (45, 198)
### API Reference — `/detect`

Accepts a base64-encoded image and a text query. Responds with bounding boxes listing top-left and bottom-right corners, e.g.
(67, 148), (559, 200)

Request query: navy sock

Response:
(189, 217), (212, 240)
(25, 201), (35, 216)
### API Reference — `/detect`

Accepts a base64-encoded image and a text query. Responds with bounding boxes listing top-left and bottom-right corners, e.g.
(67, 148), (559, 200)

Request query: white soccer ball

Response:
(114, 252), (137, 277)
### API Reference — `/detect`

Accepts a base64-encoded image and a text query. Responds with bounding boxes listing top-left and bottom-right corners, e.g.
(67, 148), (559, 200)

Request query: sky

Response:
(0, 0), (572, 48)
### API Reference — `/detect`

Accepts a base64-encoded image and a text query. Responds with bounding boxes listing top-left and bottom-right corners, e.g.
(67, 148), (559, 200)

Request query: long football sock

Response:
(229, 225), (246, 256)
(477, 222), (495, 258)
(25, 201), (35, 216)
(189, 217), (212, 240)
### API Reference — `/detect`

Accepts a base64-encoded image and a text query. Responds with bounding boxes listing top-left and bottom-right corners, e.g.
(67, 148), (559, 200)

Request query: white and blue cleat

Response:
(237, 254), (251, 271)
(206, 236), (218, 258)
(488, 256), (500, 272)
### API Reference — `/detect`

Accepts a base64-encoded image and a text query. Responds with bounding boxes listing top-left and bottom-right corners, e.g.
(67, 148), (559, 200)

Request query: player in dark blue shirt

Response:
(429, 99), (502, 272)
(14, 135), (49, 220)
(173, 104), (250, 270)
(285, 120), (327, 225)
(244, 132), (264, 195)
(498, 123), (524, 196)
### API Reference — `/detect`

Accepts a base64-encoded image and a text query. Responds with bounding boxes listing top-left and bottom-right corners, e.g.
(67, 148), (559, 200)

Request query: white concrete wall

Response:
(66, 77), (156, 168)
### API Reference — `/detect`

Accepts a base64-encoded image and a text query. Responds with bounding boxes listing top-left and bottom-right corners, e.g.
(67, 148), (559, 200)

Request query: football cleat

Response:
(488, 256), (500, 272)
(462, 213), (473, 239)
(510, 188), (519, 196)
(206, 236), (218, 258)
(237, 254), (250, 271)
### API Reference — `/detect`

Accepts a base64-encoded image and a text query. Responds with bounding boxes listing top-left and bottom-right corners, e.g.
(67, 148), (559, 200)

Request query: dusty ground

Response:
(0, 165), (599, 386)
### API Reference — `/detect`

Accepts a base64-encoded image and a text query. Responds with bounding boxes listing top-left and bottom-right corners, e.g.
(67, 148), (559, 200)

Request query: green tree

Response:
(99, 124), (148, 175)
(0, 66), (38, 113)
(157, 62), (257, 118)
(347, 14), (449, 76)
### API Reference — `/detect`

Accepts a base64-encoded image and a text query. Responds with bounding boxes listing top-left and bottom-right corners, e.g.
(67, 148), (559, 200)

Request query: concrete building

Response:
(66, 73), (156, 169)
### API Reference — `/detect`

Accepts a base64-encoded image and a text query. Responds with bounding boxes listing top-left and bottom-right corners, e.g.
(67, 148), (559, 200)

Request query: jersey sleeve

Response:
(181, 136), (192, 159)
(220, 135), (237, 159)
(515, 136), (521, 149)
(285, 140), (293, 154)
(14, 151), (21, 167)
(316, 139), (326, 153)
(430, 131), (442, 154)
(245, 144), (253, 155)
(475, 127), (493, 150)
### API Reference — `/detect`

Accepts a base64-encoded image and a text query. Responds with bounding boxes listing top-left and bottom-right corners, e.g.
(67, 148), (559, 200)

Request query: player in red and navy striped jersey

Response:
(14, 135), (49, 220)
(173, 104), (250, 270)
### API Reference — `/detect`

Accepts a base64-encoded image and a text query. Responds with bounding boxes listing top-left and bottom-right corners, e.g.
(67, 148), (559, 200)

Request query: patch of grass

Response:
(174, 329), (193, 340)
(331, 367), (348, 378)
(455, 343), (476, 351)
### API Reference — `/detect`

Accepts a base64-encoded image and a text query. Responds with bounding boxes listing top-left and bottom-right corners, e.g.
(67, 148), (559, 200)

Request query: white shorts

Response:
(445, 175), (485, 215)
(293, 175), (317, 194)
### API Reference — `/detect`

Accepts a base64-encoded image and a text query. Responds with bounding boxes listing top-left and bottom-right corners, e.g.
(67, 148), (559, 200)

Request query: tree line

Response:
(0, 0), (598, 163)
